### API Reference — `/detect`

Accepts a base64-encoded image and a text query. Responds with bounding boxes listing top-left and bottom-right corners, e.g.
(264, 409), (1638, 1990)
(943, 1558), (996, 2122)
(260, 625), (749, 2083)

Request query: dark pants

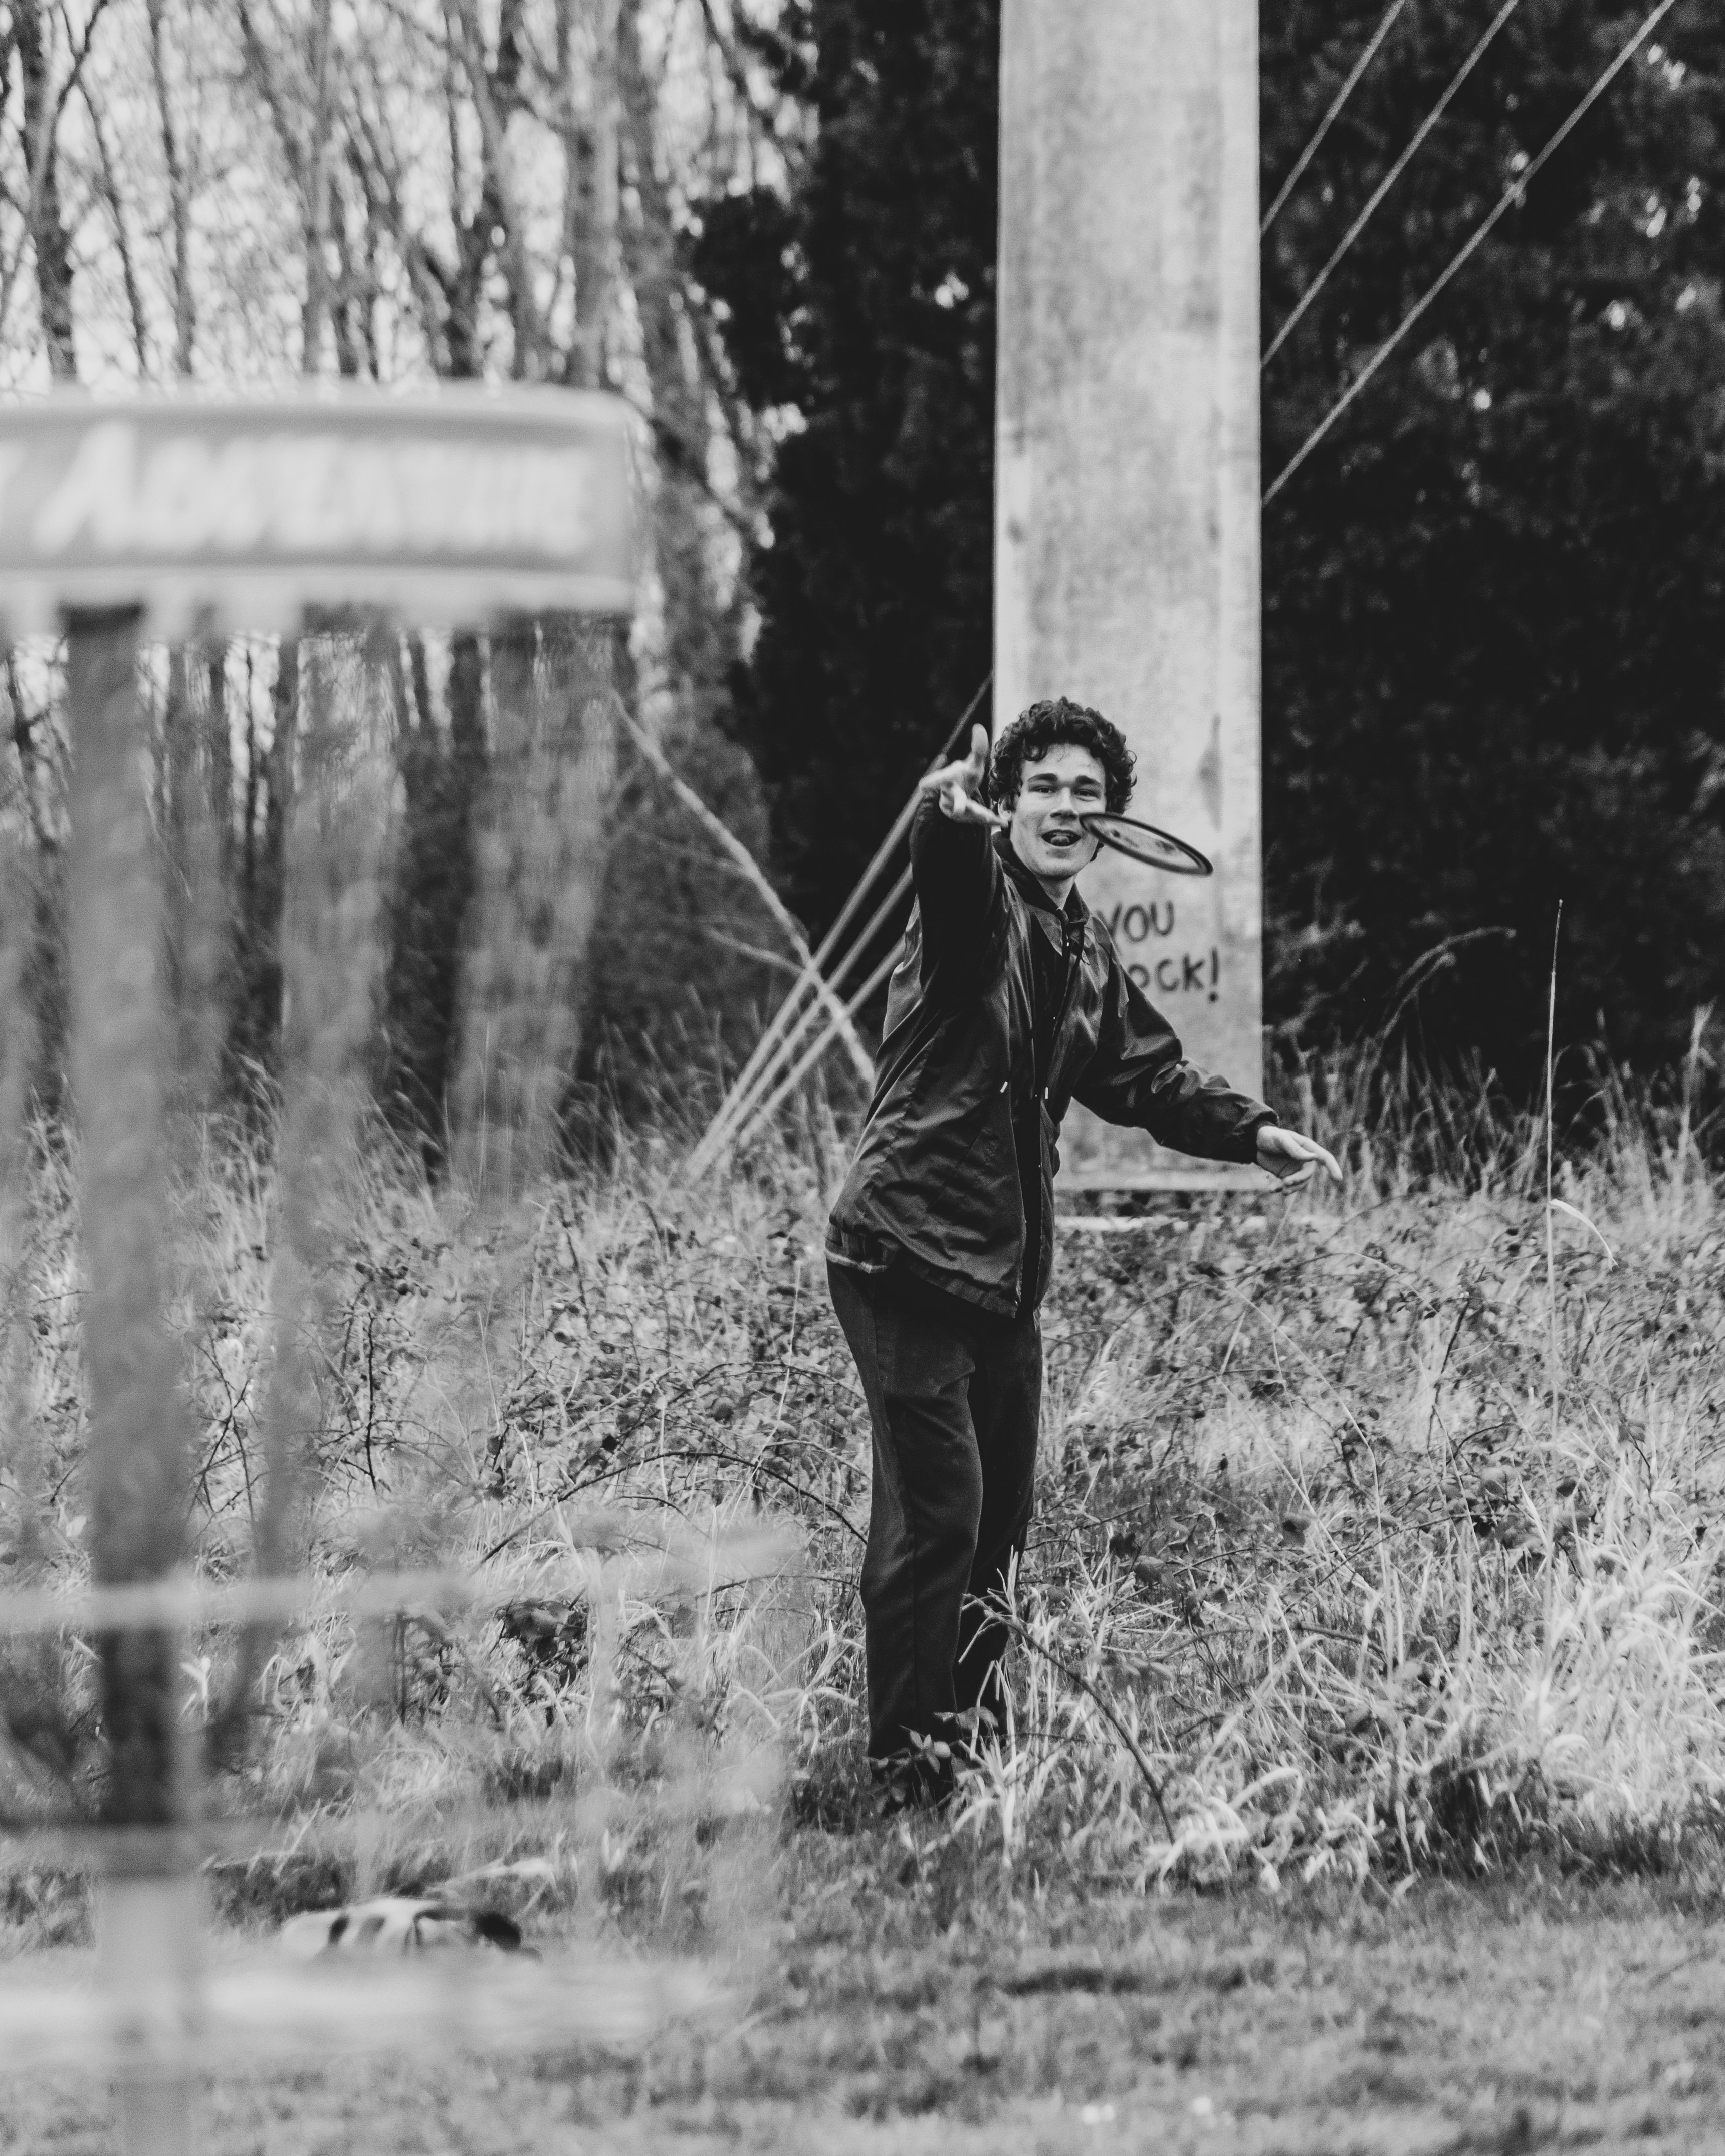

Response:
(827, 1260), (1041, 1765)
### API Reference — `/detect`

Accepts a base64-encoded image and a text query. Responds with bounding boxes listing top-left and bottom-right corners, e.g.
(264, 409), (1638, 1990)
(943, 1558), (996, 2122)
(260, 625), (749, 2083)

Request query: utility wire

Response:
(714, 944), (905, 1169)
(1263, 0), (1682, 508)
(694, 863), (913, 1169)
(1261, 0), (1412, 236)
(692, 676), (988, 1169)
(614, 699), (875, 1088)
(1263, 0), (1526, 368)
(689, 673), (992, 1175)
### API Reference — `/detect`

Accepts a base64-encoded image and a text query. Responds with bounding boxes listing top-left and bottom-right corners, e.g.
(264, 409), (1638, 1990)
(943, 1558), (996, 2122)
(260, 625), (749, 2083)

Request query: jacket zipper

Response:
(1037, 915), (1086, 1105)
(1012, 915), (1085, 1319)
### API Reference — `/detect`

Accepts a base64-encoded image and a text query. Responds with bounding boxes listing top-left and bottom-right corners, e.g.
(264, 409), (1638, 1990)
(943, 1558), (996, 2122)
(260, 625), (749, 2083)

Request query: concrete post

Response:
(996, 0), (1264, 1189)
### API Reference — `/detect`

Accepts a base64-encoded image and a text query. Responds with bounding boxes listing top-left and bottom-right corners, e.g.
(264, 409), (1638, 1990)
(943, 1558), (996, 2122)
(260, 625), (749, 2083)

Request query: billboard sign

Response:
(0, 385), (635, 633)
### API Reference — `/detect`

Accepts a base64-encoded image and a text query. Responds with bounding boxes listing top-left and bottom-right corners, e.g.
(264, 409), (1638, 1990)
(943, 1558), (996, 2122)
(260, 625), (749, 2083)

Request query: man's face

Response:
(1008, 742), (1107, 886)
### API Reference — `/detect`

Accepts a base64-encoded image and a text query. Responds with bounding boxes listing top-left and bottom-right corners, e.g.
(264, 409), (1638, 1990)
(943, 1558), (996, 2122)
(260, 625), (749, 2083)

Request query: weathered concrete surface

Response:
(995, 0), (1263, 1188)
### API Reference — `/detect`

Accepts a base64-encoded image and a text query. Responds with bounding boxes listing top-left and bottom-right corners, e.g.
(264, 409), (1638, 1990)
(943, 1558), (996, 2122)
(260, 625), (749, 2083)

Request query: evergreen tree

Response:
(716, 0), (1725, 1085)
(699, 0), (999, 943)
(1260, 0), (1725, 1075)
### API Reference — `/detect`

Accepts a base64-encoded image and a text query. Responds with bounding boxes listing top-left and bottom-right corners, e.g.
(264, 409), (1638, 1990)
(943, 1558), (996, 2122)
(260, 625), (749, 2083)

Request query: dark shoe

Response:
(870, 1734), (954, 1813)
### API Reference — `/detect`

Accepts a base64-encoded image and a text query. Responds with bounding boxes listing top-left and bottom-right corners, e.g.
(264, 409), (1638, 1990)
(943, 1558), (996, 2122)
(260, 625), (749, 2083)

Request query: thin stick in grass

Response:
(990, 1605), (1175, 1839)
(1545, 902), (1563, 1596)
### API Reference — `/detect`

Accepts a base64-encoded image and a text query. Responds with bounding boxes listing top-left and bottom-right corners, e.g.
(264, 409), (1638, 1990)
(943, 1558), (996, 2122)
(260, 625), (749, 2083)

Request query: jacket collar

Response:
(994, 828), (1089, 928)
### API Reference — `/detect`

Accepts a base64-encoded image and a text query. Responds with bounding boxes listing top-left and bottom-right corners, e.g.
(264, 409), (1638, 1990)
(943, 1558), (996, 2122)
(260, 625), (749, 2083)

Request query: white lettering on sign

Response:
(1119, 949), (1220, 1003)
(32, 422), (593, 561)
(1105, 899), (1176, 943)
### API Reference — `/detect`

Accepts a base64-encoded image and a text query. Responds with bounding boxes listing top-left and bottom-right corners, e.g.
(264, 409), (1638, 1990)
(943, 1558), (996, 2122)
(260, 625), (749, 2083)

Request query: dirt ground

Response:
(6, 1865), (1725, 2154)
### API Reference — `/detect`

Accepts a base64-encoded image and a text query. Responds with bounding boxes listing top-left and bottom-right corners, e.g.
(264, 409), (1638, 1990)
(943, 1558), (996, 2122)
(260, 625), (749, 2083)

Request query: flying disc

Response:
(1080, 812), (1213, 876)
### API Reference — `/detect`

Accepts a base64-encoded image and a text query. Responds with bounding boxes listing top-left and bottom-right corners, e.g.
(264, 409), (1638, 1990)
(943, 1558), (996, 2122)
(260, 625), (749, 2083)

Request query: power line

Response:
(694, 863), (912, 1169)
(1263, 0), (1683, 509)
(1262, 0), (1412, 237)
(1263, 0), (1526, 368)
(715, 943), (905, 1168)
(688, 673), (991, 1177)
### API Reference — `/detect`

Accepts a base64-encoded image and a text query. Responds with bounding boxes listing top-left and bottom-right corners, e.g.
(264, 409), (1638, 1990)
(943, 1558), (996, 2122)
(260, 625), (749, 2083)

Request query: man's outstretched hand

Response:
(1256, 1126), (1343, 1187)
(921, 723), (1004, 828)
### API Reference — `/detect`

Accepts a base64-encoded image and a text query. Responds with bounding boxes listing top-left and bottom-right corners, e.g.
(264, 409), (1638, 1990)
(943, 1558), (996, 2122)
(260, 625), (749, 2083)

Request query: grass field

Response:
(5, 1065), (1725, 2147)
(7, 1869), (1725, 2150)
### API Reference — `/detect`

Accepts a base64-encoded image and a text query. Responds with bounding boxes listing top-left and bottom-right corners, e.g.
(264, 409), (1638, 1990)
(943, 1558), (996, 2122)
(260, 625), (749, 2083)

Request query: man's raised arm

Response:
(911, 721), (1003, 963)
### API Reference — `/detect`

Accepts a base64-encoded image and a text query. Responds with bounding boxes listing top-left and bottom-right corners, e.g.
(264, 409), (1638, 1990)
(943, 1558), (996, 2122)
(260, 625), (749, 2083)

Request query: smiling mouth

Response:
(1043, 828), (1081, 851)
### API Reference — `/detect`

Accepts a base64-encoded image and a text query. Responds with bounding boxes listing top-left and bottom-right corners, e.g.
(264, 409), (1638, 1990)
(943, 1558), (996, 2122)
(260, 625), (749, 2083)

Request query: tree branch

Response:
(146, 0), (194, 374)
(234, 0), (308, 195)
(49, 0), (113, 138)
(612, 697), (875, 1091)
(76, 74), (149, 377)
(442, 0), (550, 376)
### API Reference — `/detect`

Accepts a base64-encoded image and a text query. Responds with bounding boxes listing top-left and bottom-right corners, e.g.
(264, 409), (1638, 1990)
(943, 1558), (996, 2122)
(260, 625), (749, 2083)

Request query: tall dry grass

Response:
(4, 1040), (1725, 1931)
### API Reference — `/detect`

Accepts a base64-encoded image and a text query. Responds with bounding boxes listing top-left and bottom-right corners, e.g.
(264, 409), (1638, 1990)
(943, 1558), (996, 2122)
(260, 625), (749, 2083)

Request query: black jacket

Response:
(826, 800), (1276, 1318)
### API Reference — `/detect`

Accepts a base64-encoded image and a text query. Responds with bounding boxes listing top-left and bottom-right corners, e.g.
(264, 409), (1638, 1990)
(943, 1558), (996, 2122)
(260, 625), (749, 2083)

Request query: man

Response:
(826, 696), (1340, 1797)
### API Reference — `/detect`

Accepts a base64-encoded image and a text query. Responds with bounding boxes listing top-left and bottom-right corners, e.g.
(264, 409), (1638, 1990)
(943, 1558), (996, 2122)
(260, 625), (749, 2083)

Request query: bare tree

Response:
(234, 0), (337, 378)
(146, 0), (194, 375)
(0, 0), (809, 1151)
(11, 2), (110, 381)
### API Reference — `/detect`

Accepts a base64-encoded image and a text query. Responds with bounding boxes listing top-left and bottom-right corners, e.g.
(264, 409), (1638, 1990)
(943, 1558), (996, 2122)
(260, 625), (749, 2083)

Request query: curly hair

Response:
(988, 697), (1135, 816)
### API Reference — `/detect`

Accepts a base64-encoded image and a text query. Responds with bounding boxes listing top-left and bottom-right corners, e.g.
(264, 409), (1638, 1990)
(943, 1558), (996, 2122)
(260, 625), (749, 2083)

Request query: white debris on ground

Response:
(279, 1897), (529, 1959)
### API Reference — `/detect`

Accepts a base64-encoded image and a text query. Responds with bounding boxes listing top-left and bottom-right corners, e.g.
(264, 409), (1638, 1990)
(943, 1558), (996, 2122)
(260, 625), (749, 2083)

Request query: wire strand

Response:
(689, 674), (991, 1174)
(692, 864), (913, 1170)
(614, 698), (875, 1088)
(709, 943), (905, 1169)
(1261, 0), (1412, 236)
(1263, 0), (1525, 368)
(1263, 0), (1681, 507)
(692, 674), (990, 1166)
